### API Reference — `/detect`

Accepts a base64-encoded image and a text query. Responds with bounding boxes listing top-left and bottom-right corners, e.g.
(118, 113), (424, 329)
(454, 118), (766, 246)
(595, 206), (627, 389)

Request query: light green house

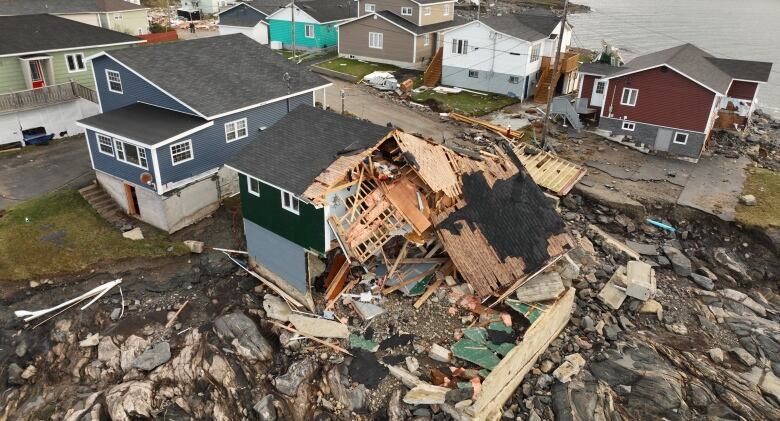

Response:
(0, 14), (143, 146)
(0, 0), (150, 35)
(267, 0), (356, 50)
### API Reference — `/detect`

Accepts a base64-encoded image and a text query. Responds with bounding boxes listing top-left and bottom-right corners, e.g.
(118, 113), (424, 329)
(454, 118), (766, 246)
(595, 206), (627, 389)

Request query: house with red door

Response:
(576, 43), (772, 161)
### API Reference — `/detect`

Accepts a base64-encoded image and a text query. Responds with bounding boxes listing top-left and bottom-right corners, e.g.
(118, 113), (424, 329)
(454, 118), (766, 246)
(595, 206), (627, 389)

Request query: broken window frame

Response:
(621, 87), (638, 106)
(247, 176), (261, 197)
(96, 133), (114, 156)
(170, 139), (194, 165)
(224, 118), (248, 143)
(281, 190), (300, 215)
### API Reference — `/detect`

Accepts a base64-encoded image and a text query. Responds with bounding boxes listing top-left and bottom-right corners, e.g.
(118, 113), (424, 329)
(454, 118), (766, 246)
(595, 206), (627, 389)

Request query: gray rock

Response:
(213, 311), (273, 361)
(604, 325), (620, 341)
(7, 363), (24, 385)
(110, 308), (122, 321)
(262, 294), (291, 322)
(15, 341), (27, 358)
(662, 246), (692, 276)
(714, 248), (752, 282)
(690, 273), (715, 291)
(253, 394), (277, 421)
(445, 387), (473, 403)
(708, 348), (724, 363)
(274, 358), (317, 396)
(132, 342), (171, 371)
(731, 347), (757, 367)
(581, 315), (595, 331)
(625, 240), (659, 256)
(536, 374), (554, 390)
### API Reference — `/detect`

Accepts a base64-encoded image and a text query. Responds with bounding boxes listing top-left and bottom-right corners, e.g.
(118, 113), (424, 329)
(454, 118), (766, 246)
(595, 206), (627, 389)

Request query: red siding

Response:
(601, 66), (716, 132)
(580, 74), (596, 106)
(727, 80), (758, 100)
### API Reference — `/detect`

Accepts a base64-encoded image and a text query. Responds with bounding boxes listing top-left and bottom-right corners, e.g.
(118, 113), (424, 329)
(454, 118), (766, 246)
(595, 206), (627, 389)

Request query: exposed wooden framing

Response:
(413, 277), (444, 309)
(399, 257), (449, 264)
(449, 112), (524, 139)
(386, 239), (410, 282)
(324, 258), (350, 301)
(382, 266), (439, 295)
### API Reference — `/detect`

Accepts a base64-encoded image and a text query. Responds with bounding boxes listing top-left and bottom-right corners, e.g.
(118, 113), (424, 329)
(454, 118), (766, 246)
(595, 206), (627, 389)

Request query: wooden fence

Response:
(0, 82), (98, 113)
(137, 31), (179, 44)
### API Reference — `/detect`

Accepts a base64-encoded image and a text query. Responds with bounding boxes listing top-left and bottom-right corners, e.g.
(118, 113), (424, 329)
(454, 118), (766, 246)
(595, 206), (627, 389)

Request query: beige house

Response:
(337, 0), (464, 69)
(0, 0), (150, 35)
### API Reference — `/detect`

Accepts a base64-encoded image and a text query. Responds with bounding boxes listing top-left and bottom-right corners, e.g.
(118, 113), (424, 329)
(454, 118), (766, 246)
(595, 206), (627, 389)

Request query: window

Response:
(423, 7), (431, 15)
(281, 190), (300, 214)
(443, 4), (450, 15)
(114, 13), (123, 20)
(224, 118), (248, 142)
(468, 70), (479, 78)
(65, 53), (86, 73)
(530, 43), (541, 62)
(114, 140), (148, 169)
(621, 121), (636, 131)
(509, 75), (520, 84)
(401, 6), (412, 15)
(423, 33), (430, 46)
(364, 3), (375, 12)
(170, 140), (193, 165)
(106, 70), (122, 93)
(247, 177), (260, 197)
(304, 24), (314, 38)
(369, 32), (383, 49)
(452, 39), (468, 54)
(97, 133), (114, 156)
(621, 88), (638, 106)
(673, 132), (689, 145)
(595, 81), (605, 94)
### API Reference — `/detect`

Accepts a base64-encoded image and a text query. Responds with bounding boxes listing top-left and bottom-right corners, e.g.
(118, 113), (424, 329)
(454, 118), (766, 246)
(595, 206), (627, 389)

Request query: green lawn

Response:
(0, 189), (188, 281)
(315, 58), (399, 80)
(411, 89), (520, 116)
(736, 168), (780, 229)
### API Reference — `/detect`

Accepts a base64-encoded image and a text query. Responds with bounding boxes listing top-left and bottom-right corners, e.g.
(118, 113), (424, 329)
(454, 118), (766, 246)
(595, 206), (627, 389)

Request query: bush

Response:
(149, 23), (171, 33)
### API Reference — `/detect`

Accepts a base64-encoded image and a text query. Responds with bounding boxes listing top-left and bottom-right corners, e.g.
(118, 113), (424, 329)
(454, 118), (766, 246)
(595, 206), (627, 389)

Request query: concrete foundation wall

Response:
(599, 117), (704, 159)
(244, 218), (307, 293)
(0, 99), (99, 145)
(441, 65), (526, 98)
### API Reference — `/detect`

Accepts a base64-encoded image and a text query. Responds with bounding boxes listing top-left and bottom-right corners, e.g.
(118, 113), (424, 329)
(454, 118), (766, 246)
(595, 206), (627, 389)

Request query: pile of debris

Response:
(711, 109), (780, 171)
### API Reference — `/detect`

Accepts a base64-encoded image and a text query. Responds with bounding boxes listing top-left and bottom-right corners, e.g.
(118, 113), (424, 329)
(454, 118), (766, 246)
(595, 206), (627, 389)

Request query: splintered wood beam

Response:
(326, 278), (359, 311)
(270, 321), (353, 356)
(386, 239), (410, 282)
(413, 277), (444, 309)
(382, 265), (439, 295)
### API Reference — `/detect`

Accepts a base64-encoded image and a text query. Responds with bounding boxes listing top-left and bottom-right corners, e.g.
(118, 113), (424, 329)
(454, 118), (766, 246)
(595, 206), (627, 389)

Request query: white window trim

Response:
(281, 190), (300, 215)
(423, 33), (430, 46)
(673, 132), (689, 145)
(468, 70), (479, 78)
(106, 69), (122, 94)
(364, 3), (375, 12)
(595, 81), (605, 94)
(114, 139), (148, 170)
(170, 139), (194, 166)
(65, 52), (86, 73)
(509, 75), (520, 84)
(423, 6), (431, 15)
(401, 6), (412, 15)
(224, 117), (248, 143)
(530, 43), (541, 63)
(452, 39), (468, 55)
(369, 32), (383, 49)
(443, 4), (450, 15)
(96, 133), (115, 156)
(247, 176), (260, 197)
(621, 121), (636, 131)
(304, 24), (314, 38)
(621, 88), (638, 106)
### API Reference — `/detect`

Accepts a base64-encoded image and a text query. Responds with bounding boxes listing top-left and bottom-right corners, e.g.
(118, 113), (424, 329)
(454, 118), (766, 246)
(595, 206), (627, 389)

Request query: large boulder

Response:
(274, 358), (318, 396)
(213, 311), (273, 361)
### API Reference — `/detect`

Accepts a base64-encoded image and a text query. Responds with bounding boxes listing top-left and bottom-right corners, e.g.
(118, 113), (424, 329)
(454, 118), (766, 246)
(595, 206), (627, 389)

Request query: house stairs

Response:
(550, 96), (583, 131)
(79, 182), (133, 227)
(423, 47), (443, 87)
(533, 52), (580, 105)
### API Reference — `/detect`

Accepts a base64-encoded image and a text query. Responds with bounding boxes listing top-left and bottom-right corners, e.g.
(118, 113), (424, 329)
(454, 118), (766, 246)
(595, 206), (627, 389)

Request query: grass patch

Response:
(736, 168), (780, 229)
(411, 89), (519, 116)
(315, 58), (399, 80)
(0, 189), (188, 281)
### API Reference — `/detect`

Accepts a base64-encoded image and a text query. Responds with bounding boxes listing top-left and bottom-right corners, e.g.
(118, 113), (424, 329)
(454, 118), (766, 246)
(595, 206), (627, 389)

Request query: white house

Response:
(179, 0), (233, 19)
(441, 13), (572, 99)
(217, 2), (269, 44)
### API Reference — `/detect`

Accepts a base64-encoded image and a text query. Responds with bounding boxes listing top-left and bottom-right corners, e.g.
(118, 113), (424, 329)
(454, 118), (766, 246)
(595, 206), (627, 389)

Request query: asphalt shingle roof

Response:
(378, 10), (466, 35)
(295, 0), (355, 23)
(78, 103), (208, 146)
(607, 43), (773, 93)
(228, 106), (391, 195)
(480, 13), (561, 42)
(105, 34), (329, 118)
(0, 0), (146, 14)
(243, 0), (288, 15)
(218, 3), (266, 27)
(0, 14), (143, 56)
(579, 62), (621, 76)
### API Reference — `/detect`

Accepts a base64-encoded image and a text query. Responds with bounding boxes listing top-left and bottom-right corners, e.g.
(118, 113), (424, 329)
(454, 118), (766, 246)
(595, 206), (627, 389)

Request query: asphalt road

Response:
(0, 136), (93, 209)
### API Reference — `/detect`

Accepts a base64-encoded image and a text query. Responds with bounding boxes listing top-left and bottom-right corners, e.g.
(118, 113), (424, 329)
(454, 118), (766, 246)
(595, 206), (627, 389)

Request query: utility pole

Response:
(476, 0), (480, 20)
(341, 89), (346, 114)
(291, 0), (296, 61)
(540, 0), (568, 150)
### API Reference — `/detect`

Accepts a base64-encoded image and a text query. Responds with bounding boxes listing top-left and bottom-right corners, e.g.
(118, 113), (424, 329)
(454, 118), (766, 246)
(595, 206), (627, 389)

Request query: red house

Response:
(576, 44), (772, 161)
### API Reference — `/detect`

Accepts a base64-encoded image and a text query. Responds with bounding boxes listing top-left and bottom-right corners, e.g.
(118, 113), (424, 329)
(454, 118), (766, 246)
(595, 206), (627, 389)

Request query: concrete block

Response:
(625, 261), (656, 301)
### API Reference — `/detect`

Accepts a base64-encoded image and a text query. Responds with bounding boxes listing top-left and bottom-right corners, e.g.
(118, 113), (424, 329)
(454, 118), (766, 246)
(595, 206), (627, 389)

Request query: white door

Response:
(591, 79), (606, 107)
(655, 128), (673, 152)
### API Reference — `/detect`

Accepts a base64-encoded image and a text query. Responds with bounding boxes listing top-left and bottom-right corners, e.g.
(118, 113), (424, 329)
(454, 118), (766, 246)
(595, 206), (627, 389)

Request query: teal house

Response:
(267, 0), (356, 50)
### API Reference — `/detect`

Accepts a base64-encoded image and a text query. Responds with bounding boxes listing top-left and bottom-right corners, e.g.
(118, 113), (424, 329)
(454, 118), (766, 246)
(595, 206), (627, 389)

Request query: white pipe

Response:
(15, 279), (122, 322)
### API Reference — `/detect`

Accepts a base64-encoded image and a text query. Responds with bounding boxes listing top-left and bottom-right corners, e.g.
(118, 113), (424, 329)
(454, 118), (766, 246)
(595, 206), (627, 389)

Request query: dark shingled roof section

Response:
(0, 14), (142, 56)
(107, 34), (329, 117)
(706, 57), (773, 83)
(296, 0), (356, 23)
(480, 14), (561, 41)
(0, 0), (146, 14)
(228, 106), (391, 195)
(377, 10), (467, 35)
(243, 0), (288, 15)
(579, 62), (622, 76)
(218, 3), (266, 27)
(437, 168), (569, 274)
(78, 103), (207, 146)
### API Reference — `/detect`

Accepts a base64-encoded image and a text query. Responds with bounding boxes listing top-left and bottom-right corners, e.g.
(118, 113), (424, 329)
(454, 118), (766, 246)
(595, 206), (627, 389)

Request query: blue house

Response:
(77, 34), (330, 232)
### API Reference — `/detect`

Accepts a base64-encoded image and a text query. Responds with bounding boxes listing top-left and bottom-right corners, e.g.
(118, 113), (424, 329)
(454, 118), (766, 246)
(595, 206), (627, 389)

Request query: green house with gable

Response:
(225, 105), (390, 307)
(267, 0), (356, 50)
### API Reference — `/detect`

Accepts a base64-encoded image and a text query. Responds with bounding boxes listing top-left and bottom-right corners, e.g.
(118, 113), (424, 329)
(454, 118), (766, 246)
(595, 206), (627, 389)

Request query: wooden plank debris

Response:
(414, 277), (444, 309)
(270, 321), (352, 356)
(165, 300), (189, 329)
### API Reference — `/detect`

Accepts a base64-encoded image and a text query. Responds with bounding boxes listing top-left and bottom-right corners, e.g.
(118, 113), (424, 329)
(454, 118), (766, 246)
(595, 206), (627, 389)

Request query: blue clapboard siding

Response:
(156, 91), (314, 185)
(91, 55), (198, 116)
(86, 129), (155, 190)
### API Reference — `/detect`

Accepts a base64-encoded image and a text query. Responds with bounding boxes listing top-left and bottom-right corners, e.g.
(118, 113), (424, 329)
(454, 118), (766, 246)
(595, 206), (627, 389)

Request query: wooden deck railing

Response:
(0, 81), (98, 113)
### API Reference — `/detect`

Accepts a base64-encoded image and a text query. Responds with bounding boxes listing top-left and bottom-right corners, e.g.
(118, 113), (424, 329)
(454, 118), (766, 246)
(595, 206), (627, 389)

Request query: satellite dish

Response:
(140, 172), (153, 185)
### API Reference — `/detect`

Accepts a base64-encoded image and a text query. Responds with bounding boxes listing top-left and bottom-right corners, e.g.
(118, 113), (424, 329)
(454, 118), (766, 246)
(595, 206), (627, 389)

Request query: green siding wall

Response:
(0, 57), (27, 93)
(268, 20), (339, 49)
(239, 174), (326, 253)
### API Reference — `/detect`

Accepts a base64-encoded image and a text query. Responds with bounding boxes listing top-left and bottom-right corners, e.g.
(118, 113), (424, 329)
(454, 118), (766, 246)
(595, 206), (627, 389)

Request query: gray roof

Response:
(606, 43), (773, 93)
(706, 57), (772, 82)
(105, 34), (329, 118)
(480, 14), (561, 42)
(412, 0), (455, 4)
(0, 14), (142, 56)
(579, 62), (621, 76)
(228, 105), (391, 195)
(218, 2), (266, 27)
(78, 103), (208, 146)
(0, 0), (146, 14)
(242, 0), (287, 15)
(295, 0), (356, 23)
(378, 10), (466, 35)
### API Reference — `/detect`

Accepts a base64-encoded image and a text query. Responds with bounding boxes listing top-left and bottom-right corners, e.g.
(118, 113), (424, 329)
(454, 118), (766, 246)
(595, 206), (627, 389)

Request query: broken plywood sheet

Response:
(384, 178), (432, 234)
(514, 271), (565, 303)
(288, 314), (349, 339)
(395, 131), (462, 198)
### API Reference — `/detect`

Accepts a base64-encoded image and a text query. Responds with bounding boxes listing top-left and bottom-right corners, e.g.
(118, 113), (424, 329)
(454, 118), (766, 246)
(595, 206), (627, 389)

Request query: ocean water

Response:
(568, 0), (780, 116)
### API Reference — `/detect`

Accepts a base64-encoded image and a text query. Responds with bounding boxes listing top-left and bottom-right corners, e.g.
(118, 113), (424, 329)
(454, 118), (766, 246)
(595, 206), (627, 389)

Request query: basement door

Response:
(124, 184), (140, 216)
(655, 128), (673, 152)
